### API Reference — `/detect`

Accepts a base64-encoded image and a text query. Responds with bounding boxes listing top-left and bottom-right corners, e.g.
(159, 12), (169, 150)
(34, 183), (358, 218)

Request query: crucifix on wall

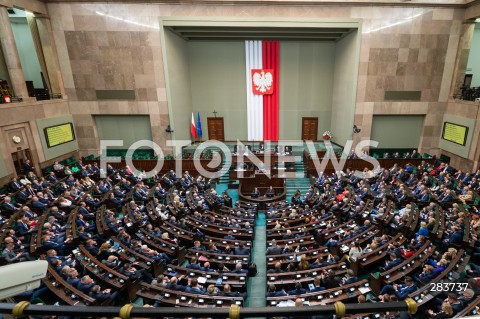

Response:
(212, 110), (218, 118)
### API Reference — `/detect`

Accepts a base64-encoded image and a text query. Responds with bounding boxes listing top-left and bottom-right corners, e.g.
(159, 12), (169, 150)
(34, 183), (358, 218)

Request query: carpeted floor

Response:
(245, 212), (267, 308)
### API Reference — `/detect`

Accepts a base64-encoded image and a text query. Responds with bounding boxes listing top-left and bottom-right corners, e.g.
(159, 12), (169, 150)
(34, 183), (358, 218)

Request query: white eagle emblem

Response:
(253, 70), (273, 93)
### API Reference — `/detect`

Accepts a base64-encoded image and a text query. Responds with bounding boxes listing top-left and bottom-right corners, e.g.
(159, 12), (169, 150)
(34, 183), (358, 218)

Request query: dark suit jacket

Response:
(385, 258), (404, 271)
(234, 248), (250, 255)
(77, 282), (95, 294)
(288, 288), (307, 295)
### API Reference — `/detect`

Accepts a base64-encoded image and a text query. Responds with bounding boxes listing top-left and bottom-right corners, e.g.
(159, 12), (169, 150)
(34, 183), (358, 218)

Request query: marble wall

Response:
(43, 3), (475, 166)
(0, 99), (78, 185)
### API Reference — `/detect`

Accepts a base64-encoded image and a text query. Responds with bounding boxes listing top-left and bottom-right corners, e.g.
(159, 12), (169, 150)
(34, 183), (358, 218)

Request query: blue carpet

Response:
(215, 183), (239, 208)
(216, 183), (228, 193)
(246, 212), (267, 308)
(256, 211), (266, 226)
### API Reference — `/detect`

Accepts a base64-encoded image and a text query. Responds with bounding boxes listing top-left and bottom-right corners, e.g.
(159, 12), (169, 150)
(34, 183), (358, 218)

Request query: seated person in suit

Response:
(220, 284), (247, 299)
(224, 231), (236, 240)
(77, 275), (96, 294)
(415, 265), (437, 284)
(266, 284), (287, 297)
(382, 252), (404, 271)
(9, 177), (22, 192)
(1, 242), (33, 263)
(341, 269), (358, 285)
(89, 285), (119, 304)
(66, 268), (81, 287)
(267, 262), (283, 273)
(266, 240), (282, 255)
(379, 276), (417, 300)
(231, 262), (247, 274)
(251, 187), (260, 198)
(265, 186), (275, 198)
(288, 282), (307, 295)
(185, 278), (206, 294)
(234, 244), (250, 256)
(2, 196), (19, 214)
(168, 276), (186, 291)
(120, 263), (153, 283)
(309, 276), (326, 292)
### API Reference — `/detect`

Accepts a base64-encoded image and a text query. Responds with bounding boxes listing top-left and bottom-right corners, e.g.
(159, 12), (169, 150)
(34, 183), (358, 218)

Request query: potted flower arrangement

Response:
(322, 131), (333, 140)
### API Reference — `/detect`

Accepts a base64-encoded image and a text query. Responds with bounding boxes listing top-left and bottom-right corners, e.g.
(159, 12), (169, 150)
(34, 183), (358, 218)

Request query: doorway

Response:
(11, 149), (33, 175)
(207, 117), (225, 141)
(301, 117), (318, 141)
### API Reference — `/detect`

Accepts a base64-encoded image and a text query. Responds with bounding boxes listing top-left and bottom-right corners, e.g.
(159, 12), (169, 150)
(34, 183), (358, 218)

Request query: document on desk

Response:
(198, 276), (207, 284)
(277, 300), (296, 307)
(359, 287), (371, 294)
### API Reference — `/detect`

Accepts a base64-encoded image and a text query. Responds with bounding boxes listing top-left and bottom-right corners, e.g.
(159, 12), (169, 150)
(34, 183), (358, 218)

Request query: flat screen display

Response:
(442, 122), (468, 146)
(44, 123), (76, 148)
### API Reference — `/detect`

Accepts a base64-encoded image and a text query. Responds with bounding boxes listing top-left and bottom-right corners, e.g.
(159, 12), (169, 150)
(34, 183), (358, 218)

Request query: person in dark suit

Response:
(288, 282), (307, 295)
(9, 177), (21, 192)
(89, 285), (119, 304)
(85, 239), (99, 256)
(2, 197), (19, 214)
(442, 226), (463, 249)
(266, 284), (287, 297)
(76, 214), (95, 231)
(266, 240), (282, 255)
(66, 269), (81, 287)
(231, 262), (247, 274)
(234, 244), (250, 255)
(23, 160), (34, 173)
(309, 276), (326, 292)
(341, 269), (358, 285)
(31, 196), (48, 212)
(379, 276), (417, 300)
(251, 187), (260, 198)
(224, 231), (236, 240)
(167, 276), (186, 291)
(185, 278), (206, 294)
(383, 252), (404, 271)
(219, 284), (247, 299)
(265, 186), (275, 198)
(120, 263), (153, 282)
(42, 234), (66, 254)
(439, 190), (454, 205)
(16, 216), (33, 237)
(108, 193), (123, 210)
(415, 265), (437, 284)
(16, 187), (30, 204)
(77, 275), (96, 294)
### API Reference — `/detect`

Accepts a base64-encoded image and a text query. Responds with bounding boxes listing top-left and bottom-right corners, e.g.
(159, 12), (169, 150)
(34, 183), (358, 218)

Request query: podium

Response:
(238, 170), (285, 209)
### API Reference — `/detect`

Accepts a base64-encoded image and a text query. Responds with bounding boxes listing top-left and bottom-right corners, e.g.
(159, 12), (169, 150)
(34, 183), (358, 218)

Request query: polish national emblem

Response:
(252, 69), (274, 95)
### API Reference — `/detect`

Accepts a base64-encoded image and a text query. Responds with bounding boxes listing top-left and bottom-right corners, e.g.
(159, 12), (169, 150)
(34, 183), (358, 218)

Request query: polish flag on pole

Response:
(191, 112), (197, 139)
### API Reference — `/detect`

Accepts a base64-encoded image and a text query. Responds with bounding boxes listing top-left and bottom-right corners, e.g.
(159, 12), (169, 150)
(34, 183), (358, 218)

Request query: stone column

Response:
(0, 6), (30, 99)
(36, 16), (63, 96)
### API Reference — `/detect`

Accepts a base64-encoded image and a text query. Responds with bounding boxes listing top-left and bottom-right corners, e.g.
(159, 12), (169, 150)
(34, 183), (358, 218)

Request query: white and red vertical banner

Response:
(245, 40), (279, 141)
(262, 41), (279, 141)
(245, 40), (264, 141)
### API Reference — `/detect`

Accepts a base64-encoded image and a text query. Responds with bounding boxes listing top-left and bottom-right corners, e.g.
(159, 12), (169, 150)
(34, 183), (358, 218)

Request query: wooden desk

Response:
(237, 171), (286, 209)
(138, 283), (244, 307)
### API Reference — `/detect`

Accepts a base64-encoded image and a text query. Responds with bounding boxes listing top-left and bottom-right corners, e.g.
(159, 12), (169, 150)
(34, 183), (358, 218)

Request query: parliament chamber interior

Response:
(2, 0), (480, 318)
